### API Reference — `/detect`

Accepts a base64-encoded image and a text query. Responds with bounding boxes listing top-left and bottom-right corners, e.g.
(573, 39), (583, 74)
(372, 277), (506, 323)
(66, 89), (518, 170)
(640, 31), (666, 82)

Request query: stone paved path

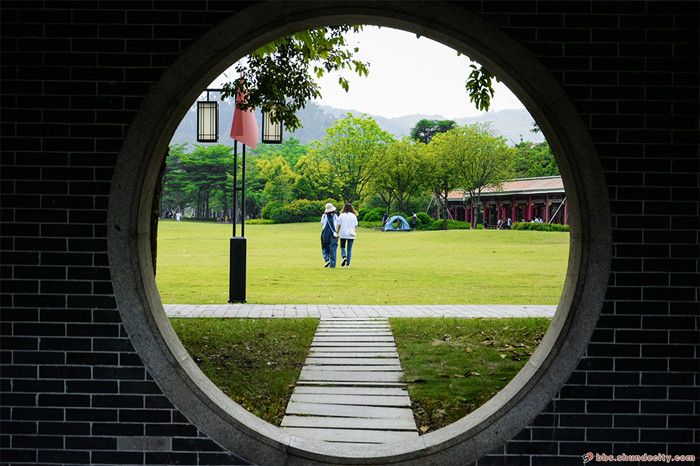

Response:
(164, 303), (556, 319)
(280, 318), (419, 445)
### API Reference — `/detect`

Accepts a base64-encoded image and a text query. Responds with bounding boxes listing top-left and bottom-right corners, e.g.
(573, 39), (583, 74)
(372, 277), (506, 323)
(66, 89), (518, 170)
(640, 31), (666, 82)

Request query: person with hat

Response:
(320, 203), (339, 268)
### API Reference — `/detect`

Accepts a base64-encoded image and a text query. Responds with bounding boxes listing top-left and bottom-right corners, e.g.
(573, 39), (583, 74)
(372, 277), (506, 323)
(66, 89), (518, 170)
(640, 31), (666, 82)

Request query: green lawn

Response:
(156, 220), (569, 305)
(391, 317), (549, 432)
(170, 317), (318, 425)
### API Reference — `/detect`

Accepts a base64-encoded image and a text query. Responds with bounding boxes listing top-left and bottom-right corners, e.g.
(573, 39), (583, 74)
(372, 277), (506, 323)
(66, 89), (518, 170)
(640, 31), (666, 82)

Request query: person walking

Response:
(337, 202), (359, 268)
(320, 203), (339, 268)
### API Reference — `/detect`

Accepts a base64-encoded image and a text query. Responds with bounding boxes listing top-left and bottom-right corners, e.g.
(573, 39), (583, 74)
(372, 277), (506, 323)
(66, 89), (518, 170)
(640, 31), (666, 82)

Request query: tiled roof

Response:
(448, 176), (565, 200)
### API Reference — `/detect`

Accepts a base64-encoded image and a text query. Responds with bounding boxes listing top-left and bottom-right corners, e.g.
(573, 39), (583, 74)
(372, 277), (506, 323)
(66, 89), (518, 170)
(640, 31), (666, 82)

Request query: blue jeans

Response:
(321, 234), (338, 267)
(340, 238), (354, 265)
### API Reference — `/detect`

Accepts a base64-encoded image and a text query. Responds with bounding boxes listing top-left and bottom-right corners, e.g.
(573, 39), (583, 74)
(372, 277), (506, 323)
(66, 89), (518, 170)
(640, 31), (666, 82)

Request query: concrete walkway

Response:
(281, 318), (419, 445)
(164, 303), (556, 319)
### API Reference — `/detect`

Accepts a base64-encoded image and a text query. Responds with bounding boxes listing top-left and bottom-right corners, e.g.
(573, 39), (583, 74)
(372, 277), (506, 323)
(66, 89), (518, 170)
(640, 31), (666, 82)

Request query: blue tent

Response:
(383, 215), (412, 231)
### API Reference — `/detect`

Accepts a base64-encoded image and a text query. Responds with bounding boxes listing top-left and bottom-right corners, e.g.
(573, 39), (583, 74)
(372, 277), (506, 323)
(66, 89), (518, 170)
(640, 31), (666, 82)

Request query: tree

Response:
(514, 141), (559, 178)
(425, 134), (461, 230)
(372, 137), (428, 215)
(164, 144), (236, 219)
(249, 137), (308, 168)
(410, 119), (456, 144)
(161, 143), (190, 216)
(294, 154), (342, 201)
(449, 123), (515, 227)
(221, 26), (368, 131)
(312, 113), (394, 203)
(255, 156), (298, 204)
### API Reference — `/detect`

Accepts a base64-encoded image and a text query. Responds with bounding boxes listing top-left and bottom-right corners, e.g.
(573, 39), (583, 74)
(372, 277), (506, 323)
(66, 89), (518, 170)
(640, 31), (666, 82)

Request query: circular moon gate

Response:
(108, 3), (611, 464)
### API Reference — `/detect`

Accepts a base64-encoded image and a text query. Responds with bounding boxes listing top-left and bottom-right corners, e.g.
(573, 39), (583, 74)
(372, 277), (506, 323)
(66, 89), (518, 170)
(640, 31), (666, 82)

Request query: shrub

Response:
(512, 222), (570, 232)
(245, 219), (275, 225)
(362, 207), (386, 222)
(416, 212), (432, 226)
(428, 219), (471, 230)
(356, 207), (370, 221)
(261, 199), (339, 223)
(261, 201), (283, 221)
(359, 220), (384, 229)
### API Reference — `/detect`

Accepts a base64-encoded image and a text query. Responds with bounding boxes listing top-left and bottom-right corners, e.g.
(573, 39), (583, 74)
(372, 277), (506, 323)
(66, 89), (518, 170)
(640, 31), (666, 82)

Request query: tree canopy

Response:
(221, 26), (368, 131)
(372, 137), (428, 214)
(310, 113), (394, 203)
(410, 119), (456, 144)
(221, 26), (499, 132)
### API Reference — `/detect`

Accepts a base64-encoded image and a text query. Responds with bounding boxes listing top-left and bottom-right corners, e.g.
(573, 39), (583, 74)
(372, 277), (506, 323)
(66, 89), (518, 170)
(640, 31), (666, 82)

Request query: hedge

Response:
(261, 199), (339, 223)
(512, 221), (570, 232)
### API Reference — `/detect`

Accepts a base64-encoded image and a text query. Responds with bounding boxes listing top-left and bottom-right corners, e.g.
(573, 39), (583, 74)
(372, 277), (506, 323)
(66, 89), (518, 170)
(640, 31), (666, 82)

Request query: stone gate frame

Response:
(108, 3), (611, 464)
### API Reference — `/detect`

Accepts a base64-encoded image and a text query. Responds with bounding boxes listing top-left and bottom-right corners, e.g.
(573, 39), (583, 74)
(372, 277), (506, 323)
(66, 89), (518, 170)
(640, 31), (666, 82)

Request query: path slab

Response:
(292, 386), (410, 396)
(304, 357), (401, 366)
(290, 393), (411, 407)
(298, 370), (403, 383)
(285, 402), (415, 420)
(281, 415), (417, 431)
(281, 427), (418, 444)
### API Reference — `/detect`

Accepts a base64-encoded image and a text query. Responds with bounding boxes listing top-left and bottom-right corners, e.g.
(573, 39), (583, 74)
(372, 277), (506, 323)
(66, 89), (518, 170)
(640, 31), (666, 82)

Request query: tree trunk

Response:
(150, 151), (168, 276)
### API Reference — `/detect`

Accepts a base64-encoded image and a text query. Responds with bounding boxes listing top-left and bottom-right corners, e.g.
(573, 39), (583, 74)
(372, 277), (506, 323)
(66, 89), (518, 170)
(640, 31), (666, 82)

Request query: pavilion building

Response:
(447, 175), (568, 227)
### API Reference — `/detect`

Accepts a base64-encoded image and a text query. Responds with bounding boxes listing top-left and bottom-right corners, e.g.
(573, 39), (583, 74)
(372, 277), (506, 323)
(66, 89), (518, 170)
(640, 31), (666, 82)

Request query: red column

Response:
(545, 195), (550, 223)
(527, 195), (533, 221)
(564, 199), (569, 225)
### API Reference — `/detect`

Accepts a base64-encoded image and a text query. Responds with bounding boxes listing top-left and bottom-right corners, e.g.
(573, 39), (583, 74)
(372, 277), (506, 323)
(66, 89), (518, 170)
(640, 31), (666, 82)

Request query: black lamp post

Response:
(193, 91), (285, 303)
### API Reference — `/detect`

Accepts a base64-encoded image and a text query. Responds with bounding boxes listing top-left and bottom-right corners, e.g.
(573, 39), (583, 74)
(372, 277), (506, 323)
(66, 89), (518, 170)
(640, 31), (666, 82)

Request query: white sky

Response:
(211, 26), (525, 119)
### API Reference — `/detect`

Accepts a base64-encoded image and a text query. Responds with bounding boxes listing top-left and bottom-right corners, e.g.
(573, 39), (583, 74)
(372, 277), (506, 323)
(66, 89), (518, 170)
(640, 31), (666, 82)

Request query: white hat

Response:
(324, 203), (336, 213)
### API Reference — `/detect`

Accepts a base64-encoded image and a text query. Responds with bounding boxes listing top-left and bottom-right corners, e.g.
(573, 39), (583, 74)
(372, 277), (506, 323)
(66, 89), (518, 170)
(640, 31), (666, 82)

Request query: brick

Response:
(65, 435), (117, 450)
(66, 408), (117, 422)
(640, 429), (695, 443)
(196, 452), (247, 465)
(38, 421), (90, 435)
(38, 449), (92, 463)
(91, 451), (144, 464)
(91, 422), (144, 436)
(614, 414), (666, 428)
(145, 423), (199, 438)
(92, 394), (144, 408)
(120, 409), (171, 423)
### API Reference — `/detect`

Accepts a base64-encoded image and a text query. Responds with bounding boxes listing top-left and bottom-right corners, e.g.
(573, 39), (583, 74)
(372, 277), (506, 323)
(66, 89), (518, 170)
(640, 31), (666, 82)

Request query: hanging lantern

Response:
(197, 100), (218, 142)
(261, 107), (283, 144)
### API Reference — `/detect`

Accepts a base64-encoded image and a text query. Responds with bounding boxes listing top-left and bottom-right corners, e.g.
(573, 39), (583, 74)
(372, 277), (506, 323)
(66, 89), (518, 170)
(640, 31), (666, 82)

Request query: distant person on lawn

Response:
(320, 203), (339, 268)
(337, 202), (359, 268)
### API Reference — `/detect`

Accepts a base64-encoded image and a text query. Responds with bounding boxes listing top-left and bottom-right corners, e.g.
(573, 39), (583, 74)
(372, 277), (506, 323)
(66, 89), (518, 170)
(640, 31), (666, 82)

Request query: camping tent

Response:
(383, 215), (412, 231)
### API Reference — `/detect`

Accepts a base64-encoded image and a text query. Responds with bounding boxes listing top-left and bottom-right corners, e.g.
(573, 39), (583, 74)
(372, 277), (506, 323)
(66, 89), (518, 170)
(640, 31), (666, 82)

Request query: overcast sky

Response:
(211, 25), (526, 119)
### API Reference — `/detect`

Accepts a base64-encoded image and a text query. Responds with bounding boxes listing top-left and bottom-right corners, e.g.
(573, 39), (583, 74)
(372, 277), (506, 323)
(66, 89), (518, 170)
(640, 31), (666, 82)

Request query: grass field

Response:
(391, 317), (549, 432)
(156, 220), (569, 305)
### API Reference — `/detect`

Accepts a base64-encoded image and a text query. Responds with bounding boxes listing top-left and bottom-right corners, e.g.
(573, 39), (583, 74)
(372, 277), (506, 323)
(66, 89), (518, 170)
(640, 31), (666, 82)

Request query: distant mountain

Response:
(170, 101), (543, 150)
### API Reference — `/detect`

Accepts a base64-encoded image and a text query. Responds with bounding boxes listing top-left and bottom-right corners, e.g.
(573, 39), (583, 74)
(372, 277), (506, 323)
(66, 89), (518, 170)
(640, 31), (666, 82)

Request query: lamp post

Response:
(193, 90), (284, 303)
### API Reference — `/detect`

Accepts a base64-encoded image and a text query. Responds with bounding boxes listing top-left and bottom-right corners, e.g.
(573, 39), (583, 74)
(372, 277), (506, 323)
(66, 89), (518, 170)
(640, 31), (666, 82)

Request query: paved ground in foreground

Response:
(163, 304), (557, 319)
(281, 318), (419, 445)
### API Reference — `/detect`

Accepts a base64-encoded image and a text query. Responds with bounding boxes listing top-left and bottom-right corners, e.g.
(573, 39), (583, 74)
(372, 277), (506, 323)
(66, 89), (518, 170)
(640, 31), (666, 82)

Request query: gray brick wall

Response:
(1, 1), (697, 465)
